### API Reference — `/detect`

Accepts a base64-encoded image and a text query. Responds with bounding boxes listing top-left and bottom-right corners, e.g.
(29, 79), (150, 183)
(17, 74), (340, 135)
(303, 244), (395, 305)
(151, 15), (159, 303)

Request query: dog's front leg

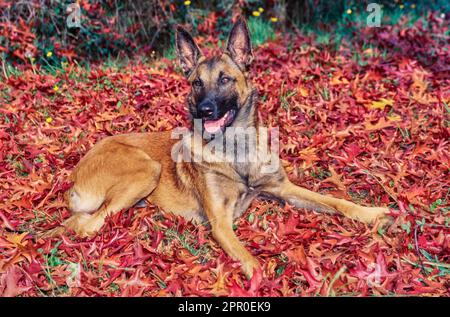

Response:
(201, 176), (260, 278)
(267, 179), (388, 224)
(209, 210), (261, 278)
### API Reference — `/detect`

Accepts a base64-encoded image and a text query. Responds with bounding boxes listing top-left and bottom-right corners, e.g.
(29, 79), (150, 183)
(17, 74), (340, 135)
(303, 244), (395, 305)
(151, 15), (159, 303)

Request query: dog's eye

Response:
(220, 77), (231, 85)
(193, 79), (203, 87)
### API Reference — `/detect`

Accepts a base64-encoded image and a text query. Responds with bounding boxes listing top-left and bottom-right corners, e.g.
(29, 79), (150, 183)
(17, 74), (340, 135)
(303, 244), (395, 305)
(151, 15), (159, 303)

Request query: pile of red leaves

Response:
(0, 14), (449, 297)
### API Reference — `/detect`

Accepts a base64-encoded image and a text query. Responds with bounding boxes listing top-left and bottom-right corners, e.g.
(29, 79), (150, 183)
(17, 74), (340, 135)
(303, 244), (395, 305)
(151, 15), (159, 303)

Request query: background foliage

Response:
(0, 0), (448, 68)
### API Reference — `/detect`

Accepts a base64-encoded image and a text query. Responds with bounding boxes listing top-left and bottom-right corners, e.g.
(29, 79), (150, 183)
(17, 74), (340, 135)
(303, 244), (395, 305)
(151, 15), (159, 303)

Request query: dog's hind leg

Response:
(63, 173), (160, 237)
(42, 146), (161, 239)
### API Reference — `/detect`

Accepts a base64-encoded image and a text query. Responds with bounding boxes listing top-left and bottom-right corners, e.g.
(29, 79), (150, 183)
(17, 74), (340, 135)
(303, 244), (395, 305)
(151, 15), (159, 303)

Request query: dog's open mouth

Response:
(203, 109), (236, 134)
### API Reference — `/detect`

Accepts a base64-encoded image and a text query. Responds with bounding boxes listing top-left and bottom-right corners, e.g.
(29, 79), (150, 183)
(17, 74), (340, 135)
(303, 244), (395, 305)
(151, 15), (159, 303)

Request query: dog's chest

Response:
(235, 161), (281, 187)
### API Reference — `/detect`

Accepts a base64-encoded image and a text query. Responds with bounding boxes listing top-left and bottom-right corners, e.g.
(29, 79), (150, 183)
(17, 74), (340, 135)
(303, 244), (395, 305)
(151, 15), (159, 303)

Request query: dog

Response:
(43, 17), (388, 278)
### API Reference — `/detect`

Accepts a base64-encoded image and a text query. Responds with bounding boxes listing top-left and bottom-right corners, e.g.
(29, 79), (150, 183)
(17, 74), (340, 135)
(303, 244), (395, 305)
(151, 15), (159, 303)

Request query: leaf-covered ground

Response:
(1, 14), (449, 297)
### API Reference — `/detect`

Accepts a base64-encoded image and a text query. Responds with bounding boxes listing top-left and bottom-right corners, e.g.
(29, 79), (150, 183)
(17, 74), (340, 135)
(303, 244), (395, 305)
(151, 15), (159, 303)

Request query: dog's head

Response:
(175, 17), (254, 135)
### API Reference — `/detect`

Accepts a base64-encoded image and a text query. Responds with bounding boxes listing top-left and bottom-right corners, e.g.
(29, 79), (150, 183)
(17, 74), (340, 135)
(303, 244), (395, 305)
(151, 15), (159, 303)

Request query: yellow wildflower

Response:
(346, 9), (352, 14)
(46, 117), (53, 123)
(184, 0), (191, 6)
(270, 17), (278, 23)
(53, 85), (59, 92)
(46, 51), (53, 58)
(258, 7), (264, 13)
(252, 11), (260, 17)
(399, 4), (404, 9)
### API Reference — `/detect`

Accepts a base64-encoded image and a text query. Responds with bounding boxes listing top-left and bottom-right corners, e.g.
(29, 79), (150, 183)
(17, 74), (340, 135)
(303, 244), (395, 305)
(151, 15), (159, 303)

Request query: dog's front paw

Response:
(357, 206), (389, 224)
(241, 257), (261, 279)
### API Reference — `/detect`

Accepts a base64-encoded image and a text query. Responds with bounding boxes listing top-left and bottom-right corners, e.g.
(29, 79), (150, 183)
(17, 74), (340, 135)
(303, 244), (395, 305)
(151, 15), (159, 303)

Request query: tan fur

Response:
(42, 19), (388, 278)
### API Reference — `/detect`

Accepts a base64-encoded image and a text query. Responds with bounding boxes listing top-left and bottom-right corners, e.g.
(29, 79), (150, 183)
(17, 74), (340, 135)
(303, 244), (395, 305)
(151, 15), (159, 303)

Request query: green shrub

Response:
(248, 16), (275, 46)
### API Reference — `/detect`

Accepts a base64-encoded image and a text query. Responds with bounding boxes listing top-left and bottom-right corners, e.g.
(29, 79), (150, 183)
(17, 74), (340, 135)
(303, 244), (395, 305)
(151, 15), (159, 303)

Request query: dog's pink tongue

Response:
(204, 112), (229, 134)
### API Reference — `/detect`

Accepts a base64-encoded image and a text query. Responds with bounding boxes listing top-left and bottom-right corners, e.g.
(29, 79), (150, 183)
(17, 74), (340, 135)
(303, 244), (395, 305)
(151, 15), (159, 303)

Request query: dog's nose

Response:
(198, 100), (215, 118)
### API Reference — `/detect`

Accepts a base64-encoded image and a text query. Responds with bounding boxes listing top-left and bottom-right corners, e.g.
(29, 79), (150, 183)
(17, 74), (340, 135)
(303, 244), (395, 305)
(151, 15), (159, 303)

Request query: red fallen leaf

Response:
(326, 233), (354, 245)
(297, 268), (321, 292)
(364, 117), (397, 131)
(0, 266), (32, 297)
(150, 230), (164, 249)
(23, 259), (43, 275)
(0, 252), (23, 271)
(5, 232), (29, 248)
(344, 142), (365, 161)
(117, 269), (153, 297)
(164, 278), (184, 295)
(297, 146), (320, 168)
(403, 185), (427, 203)
(322, 166), (346, 191)
(175, 249), (199, 265)
(21, 158), (34, 173)
(321, 252), (342, 265)
(132, 242), (153, 262)
(395, 275), (445, 295)
(196, 225), (208, 245)
(284, 245), (307, 266)
(210, 263), (228, 296)
(228, 267), (262, 296)
(304, 256), (322, 282)
(277, 212), (299, 236)
(397, 200), (411, 215)
(0, 211), (15, 230)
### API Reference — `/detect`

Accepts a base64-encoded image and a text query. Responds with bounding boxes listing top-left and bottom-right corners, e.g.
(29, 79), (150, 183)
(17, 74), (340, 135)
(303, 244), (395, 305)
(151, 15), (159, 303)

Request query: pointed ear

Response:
(226, 17), (253, 70)
(175, 26), (202, 76)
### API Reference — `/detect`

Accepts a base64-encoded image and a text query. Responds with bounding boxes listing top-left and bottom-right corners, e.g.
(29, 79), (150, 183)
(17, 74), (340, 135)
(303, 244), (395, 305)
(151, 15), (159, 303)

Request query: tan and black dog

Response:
(44, 18), (388, 278)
